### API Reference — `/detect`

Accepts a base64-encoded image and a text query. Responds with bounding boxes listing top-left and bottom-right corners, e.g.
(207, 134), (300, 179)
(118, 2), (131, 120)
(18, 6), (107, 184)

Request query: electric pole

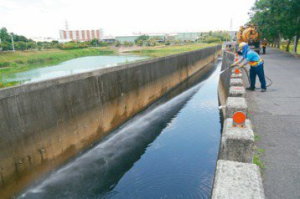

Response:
(10, 34), (15, 52)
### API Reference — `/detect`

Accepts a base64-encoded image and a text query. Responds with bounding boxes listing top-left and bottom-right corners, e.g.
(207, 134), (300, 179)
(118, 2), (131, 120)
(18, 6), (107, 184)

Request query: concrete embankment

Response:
(213, 50), (265, 199)
(0, 45), (221, 198)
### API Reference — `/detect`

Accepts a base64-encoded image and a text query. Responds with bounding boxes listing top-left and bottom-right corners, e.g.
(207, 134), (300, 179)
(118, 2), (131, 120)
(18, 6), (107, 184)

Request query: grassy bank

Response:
(280, 43), (300, 54)
(0, 47), (115, 74)
(127, 43), (218, 57)
(0, 43), (218, 88)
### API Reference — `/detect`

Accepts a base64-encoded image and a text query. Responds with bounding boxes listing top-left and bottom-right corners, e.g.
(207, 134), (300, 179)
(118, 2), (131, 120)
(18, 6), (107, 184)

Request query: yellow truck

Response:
(237, 24), (261, 54)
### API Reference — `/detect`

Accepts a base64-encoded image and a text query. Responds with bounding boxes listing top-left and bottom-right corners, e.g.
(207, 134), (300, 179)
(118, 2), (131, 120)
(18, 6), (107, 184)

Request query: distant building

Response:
(31, 37), (58, 42)
(102, 36), (116, 44)
(174, 32), (201, 41)
(59, 29), (104, 42)
(115, 34), (166, 44)
(115, 35), (140, 43)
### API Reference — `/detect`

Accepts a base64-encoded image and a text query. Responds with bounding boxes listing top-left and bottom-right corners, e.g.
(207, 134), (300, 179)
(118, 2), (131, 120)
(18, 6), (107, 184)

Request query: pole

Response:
(292, 36), (297, 53)
(10, 34), (15, 52)
(292, 17), (299, 54)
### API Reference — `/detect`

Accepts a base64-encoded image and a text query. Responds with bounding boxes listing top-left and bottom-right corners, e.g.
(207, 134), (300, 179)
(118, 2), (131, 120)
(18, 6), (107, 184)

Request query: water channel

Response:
(19, 59), (222, 199)
(1, 55), (147, 85)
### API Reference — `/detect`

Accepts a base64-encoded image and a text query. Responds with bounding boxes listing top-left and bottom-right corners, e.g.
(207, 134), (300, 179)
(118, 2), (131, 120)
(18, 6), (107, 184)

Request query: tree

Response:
(90, 38), (99, 46)
(98, 41), (109, 47)
(15, 41), (27, 51)
(136, 40), (143, 46)
(123, 41), (134, 47)
(134, 35), (149, 44)
(249, 0), (300, 52)
(27, 41), (37, 50)
(0, 27), (10, 42)
(114, 40), (121, 47)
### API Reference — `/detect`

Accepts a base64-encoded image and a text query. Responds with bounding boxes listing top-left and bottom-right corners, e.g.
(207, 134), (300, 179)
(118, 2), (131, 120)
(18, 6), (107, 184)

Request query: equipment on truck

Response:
(236, 24), (260, 54)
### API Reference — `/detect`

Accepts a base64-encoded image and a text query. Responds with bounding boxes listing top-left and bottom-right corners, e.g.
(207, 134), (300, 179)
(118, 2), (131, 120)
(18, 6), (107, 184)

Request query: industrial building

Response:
(59, 29), (104, 42)
(113, 32), (205, 44)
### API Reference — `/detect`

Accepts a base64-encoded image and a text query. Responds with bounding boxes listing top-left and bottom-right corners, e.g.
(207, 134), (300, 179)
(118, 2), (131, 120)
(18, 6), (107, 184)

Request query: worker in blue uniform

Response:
(231, 42), (267, 92)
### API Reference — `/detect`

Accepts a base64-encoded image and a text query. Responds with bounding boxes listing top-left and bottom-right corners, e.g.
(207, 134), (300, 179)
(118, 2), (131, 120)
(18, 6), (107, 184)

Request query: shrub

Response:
(204, 36), (220, 43)
(15, 59), (24, 64)
(114, 41), (121, 47)
(58, 43), (89, 50)
(123, 41), (134, 47)
(134, 35), (149, 44)
(136, 40), (143, 46)
(0, 62), (10, 68)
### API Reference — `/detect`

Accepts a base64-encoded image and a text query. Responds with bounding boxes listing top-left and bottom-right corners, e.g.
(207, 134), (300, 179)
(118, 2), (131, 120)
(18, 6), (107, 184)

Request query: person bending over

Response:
(231, 42), (267, 92)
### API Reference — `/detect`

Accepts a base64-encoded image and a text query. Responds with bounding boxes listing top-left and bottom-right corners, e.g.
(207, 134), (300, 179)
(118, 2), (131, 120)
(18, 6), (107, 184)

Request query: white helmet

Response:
(239, 42), (247, 50)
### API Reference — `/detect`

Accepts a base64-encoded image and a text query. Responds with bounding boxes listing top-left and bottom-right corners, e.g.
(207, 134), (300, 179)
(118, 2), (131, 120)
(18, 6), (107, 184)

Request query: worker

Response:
(262, 38), (267, 54)
(231, 42), (267, 92)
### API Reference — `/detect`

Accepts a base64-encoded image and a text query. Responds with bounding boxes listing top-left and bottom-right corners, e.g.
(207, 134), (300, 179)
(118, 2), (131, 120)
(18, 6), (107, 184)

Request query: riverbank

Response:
(0, 48), (115, 73)
(0, 43), (217, 88)
(0, 48), (115, 87)
(126, 43), (216, 57)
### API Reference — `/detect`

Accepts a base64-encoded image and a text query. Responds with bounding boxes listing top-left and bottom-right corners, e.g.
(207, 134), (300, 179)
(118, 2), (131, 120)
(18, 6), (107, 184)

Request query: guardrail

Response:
(212, 50), (265, 199)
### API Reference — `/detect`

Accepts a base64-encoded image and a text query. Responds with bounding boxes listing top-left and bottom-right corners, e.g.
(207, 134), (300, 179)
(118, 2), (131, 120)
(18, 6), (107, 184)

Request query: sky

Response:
(0, 0), (256, 39)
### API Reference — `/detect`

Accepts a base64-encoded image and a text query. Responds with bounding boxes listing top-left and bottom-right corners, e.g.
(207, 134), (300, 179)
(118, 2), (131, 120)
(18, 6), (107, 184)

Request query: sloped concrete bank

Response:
(213, 50), (265, 199)
(0, 45), (221, 198)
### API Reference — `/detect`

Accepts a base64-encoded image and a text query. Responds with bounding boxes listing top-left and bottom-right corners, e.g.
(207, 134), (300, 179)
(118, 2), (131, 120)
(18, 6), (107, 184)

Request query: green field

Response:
(0, 47), (115, 74)
(0, 43), (219, 88)
(128, 43), (217, 57)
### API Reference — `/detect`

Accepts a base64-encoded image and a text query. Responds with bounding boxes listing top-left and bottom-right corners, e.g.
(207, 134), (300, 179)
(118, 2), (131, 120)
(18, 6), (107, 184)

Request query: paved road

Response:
(245, 48), (300, 199)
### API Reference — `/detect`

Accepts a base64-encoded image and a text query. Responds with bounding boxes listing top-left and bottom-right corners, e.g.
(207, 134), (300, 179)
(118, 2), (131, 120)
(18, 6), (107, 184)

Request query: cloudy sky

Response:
(0, 0), (255, 39)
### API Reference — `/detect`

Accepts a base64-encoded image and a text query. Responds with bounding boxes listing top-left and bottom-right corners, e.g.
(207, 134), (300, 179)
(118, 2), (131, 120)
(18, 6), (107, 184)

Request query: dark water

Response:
(19, 59), (222, 199)
(1, 55), (147, 85)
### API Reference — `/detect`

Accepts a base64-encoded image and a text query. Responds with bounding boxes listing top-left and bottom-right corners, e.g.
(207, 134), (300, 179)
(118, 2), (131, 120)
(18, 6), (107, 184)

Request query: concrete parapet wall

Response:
(225, 97), (248, 118)
(231, 72), (242, 78)
(212, 160), (265, 199)
(219, 119), (254, 163)
(229, 86), (246, 97)
(230, 78), (243, 86)
(215, 50), (265, 199)
(0, 45), (221, 198)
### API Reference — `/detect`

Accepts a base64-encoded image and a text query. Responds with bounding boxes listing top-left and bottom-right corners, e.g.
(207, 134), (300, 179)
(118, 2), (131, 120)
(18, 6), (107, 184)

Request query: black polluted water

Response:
(19, 59), (222, 199)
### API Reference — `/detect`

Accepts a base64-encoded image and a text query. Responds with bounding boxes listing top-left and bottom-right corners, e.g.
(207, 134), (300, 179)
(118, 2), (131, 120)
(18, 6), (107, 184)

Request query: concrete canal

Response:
(19, 59), (222, 199)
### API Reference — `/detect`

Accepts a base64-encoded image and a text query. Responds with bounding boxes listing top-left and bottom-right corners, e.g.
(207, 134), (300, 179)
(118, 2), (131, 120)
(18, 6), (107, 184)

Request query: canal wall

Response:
(213, 50), (265, 199)
(0, 45), (221, 198)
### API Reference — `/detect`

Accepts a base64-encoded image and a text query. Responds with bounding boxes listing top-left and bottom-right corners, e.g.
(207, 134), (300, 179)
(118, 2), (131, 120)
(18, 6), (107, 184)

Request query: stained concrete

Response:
(230, 78), (243, 86)
(245, 48), (300, 199)
(229, 86), (246, 97)
(219, 118), (254, 163)
(212, 160), (265, 199)
(231, 73), (242, 78)
(0, 46), (221, 198)
(225, 97), (248, 118)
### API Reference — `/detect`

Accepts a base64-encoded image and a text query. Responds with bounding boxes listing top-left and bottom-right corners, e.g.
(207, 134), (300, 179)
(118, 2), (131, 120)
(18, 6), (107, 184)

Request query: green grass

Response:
(0, 47), (116, 88)
(0, 43), (219, 88)
(253, 131), (266, 172)
(252, 130), (266, 176)
(280, 43), (300, 54)
(254, 132), (260, 141)
(0, 47), (115, 75)
(253, 147), (266, 171)
(128, 43), (218, 57)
